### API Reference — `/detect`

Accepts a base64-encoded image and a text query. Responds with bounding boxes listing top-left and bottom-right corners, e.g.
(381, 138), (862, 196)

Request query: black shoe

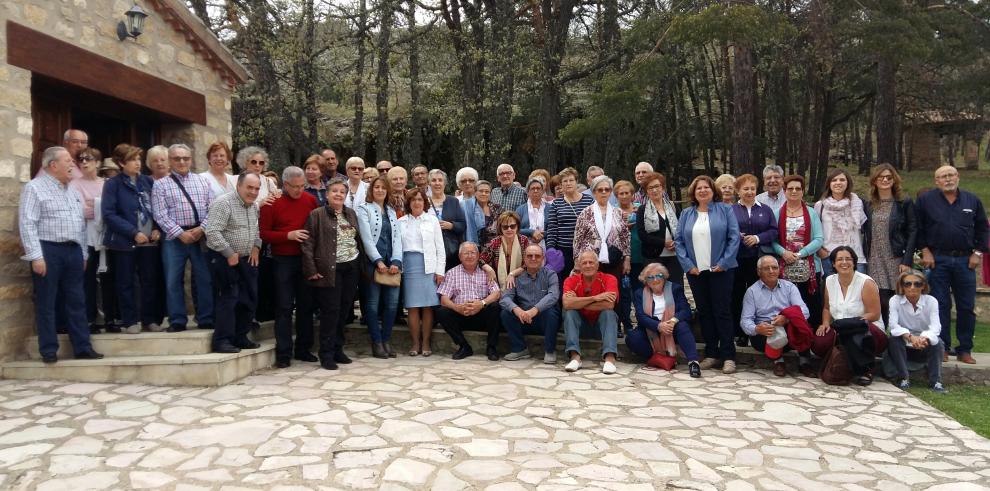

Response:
(89, 324), (102, 335)
(736, 336), (749, 347)
(383, 342), (397, 358)
(487, 349), (498, 361)
(56, 326), (67, 334)
(452, 345), (474, 360)
(105, 325), (122, 333)
(334, 352), (353, 364)
(275, 359), (291, 369)
(321, 359), (338, 370)
(42, 354), (57, 364)
(372, 343), (388, 359)
(689, 361), (701, 378)
(75, 350), (104, 360)
(233, 339), (260, 349)
(166, 325), (186, 333)
(294, 352), (318, 362)
(198, 323), (214, 330)
(213, 343), (241, 354)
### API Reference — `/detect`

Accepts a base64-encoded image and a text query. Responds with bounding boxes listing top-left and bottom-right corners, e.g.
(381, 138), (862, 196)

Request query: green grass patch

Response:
(838, 164), (990, 205)
(907, 385), (990, 439)
(975, 322), (990, 354)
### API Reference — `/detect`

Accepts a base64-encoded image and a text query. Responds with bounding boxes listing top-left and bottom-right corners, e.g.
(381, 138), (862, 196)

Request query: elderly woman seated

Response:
(628, 262), (701, 378)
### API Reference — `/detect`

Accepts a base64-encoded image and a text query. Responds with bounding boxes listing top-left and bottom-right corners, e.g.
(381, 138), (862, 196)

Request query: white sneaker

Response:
(565, 359), (581, 372)
(124, 324), (142, 334)
(146, 323), (165, 332)
(602, 361), (617, 375)
(699, 358), (721, 370)
(544, 352), (557, 364)
(722, 360), (737, 374)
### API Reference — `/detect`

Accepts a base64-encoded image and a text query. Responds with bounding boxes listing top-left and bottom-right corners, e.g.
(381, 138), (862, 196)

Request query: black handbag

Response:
(831, 317), (868, 336)
(607, 245), (623, 265)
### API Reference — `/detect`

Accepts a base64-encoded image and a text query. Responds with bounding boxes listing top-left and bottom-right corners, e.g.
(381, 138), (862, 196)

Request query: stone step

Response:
(1, 341), (275, 386)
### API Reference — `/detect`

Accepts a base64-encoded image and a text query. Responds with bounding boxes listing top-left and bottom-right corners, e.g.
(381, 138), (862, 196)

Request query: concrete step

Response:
(1, 341), (275, 386)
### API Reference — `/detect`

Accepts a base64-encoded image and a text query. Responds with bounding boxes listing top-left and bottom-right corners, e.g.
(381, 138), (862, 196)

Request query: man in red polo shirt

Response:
(260, 166), (319, 368)
(562, 249), (620, 374)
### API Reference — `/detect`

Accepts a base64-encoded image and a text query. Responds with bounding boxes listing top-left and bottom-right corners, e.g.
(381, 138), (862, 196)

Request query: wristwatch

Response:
(974, 251), (983, 257)
(481, 299), (487, 307)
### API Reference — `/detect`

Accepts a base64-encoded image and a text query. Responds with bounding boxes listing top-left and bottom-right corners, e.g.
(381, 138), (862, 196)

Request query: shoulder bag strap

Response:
(169, 174), (201, 225)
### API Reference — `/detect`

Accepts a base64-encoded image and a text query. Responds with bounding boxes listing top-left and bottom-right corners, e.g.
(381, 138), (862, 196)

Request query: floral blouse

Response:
(572, 204), (631, 261)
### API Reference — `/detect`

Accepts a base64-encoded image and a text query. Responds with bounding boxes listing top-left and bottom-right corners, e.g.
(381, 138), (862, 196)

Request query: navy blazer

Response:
(101, 173), (158, 251)
(633, 283), (693, 332)
(516, 201), (548, 240)
(675, 202), (740, 272)
(732, 202), (778, 259)
(430, 195), (466, 244)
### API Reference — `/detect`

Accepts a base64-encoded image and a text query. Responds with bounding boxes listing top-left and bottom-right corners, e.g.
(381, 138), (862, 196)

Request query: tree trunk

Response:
(405, 0), (422, 165)
(533, 0), (578, 172)
(875, 57), (897, 165)
(773, 66), (791, 172)
(352, 0), (368, 156)
(731, 38), (756, 175)
(374, 0), (394, 160)
(860, 105), (874, 175)
(486, 0), (515, 167)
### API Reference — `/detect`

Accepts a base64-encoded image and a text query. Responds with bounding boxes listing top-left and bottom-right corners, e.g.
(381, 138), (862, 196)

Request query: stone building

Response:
(903, 111), (988, 171)
(0, 0), (248, 363)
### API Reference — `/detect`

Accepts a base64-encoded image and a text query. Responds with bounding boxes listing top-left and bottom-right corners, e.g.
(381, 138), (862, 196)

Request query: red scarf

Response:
(777, 202), (817, 294)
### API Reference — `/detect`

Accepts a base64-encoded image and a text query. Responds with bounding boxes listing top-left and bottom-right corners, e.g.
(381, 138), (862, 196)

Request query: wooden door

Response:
(31, 93), (71, 177)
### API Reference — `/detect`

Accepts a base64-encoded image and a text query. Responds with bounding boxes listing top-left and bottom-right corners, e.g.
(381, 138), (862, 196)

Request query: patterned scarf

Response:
(777, 202), (817, 294)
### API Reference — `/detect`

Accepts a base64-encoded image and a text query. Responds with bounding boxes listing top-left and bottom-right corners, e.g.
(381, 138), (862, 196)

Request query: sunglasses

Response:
(902, 280), (924, 288)
(596, 187), (612, 193)
(348, 166), (364, 171)
(877, 175), (894, 182)
(647, 274), (665, 281)
(250, 159), (267, 166)
(501, 223), (518, 230)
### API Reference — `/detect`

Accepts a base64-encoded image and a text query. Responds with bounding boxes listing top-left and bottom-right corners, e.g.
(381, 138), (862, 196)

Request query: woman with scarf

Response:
(102, 145), (162, 334)
(815, 169), (867, 276)
(814, 246), (888, 386)
(772, 175), (825, 329)
(675, 175), (741, 374)
(573, 176), (632, 281)
(731, 173), (779, 347)
(480, 211), (529, 289)
(635, 172), (682, 284)
(629, 262), (701, 378)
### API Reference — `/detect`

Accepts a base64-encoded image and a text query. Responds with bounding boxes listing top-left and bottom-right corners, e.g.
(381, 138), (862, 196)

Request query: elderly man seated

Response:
(740, 255), (815, 377)
(562, 249), (620, 374)
(500, 244), (561, 363)
(436, 242), (501, 361)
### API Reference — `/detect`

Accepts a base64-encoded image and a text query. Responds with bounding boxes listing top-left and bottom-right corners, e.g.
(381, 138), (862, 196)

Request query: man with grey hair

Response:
(633, 162), (654, 204)
(582, 165), (618, 205)
(436, 242), (502, 360)
(19, 146), (102, 363)
(739, 255), (814, 377)
(491, 163), (526, 212)
(152, 143), (215, 332)
(756, 164), (785, 211)
(207, 172), (263, 353)
(261, 166), (320, 367)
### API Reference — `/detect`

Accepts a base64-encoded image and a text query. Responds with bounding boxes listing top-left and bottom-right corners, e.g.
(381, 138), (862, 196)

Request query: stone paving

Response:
(1, 354), (989, 491)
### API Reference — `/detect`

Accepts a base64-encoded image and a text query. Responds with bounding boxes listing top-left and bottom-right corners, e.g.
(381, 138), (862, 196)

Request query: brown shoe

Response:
(799, 363), (817, 378)
(957, 353), (976, 364)
(772, 362), (787, 377)
(943, 352), (949, 363)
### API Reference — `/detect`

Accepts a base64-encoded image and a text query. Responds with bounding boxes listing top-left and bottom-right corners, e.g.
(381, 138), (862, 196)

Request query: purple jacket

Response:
(732, 202), (778, 259)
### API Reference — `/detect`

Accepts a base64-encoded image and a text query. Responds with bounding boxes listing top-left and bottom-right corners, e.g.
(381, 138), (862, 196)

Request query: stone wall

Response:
(0, 0), (235, 361)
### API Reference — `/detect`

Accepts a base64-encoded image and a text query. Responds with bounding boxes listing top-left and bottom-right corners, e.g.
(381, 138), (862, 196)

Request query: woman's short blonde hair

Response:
(895, 270), (929, 295)
(714, 173), (735, 190)
(613, 180), (635, 195)
(638, 262), (670, 285)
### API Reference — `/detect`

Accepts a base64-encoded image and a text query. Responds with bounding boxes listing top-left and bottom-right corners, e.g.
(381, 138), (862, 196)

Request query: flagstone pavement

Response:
(1, 355), (989, 491)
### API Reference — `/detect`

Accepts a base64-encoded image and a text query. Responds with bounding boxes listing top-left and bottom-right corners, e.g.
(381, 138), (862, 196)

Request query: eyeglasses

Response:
(348, 166), (364, 171)
(498, 171), (513, 176)
(524, 254), (543, 259)
(902, 280), (924, 288)
(595, 187), (612, 193)
(501, 223), (518, 230)
(647, 274), (666, 281)
(877, 175), (894, 182)
(785, 187), (803, 192)
(170, 156), (192, 162)
(78, 156), (95, 162)
(250, 159), (267, 166)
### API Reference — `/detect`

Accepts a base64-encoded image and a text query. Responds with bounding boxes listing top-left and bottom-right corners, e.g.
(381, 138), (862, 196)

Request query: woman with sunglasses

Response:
(629, 262), (701, 377)
(236, 146), (280, 206)
(480, 211), (529, 289)
(887, 271), (945, 392)
(864, 163), (916, 327)
(675, 175), (741, 374)
(70, 147), (116, 333)
(574, 176), (631, 280)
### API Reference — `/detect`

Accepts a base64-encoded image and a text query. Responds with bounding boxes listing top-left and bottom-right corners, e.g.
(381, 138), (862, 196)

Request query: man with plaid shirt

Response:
(152, 144), (214, 332)
(436, 242), (501, 361)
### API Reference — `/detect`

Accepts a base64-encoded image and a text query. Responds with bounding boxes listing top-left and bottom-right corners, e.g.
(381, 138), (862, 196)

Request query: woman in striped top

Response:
(545, 168), (594, 284)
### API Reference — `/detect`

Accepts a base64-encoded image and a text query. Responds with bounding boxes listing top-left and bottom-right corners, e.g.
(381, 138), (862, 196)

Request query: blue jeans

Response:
(929, 255), (977, 354)
(688, 269), (736, 361)
(113, 247), (162, 326)
(364, 263), (400, 344)
(161, 239), (213, 327)
(33, 241), (92, 356)
(500, 307), (560, 353)
(563, 309), (618, 359)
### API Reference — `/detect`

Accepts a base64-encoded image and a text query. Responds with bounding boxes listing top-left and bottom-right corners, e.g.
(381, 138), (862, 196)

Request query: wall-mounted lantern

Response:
(116, 4), (149, 41)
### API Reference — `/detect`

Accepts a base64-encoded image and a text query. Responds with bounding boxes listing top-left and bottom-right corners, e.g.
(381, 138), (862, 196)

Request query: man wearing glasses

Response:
(916, 165), (989, 364)
(739, 255), (815, 378)
(491, 164), (526, 212)
(501, 244), (561, 364)
(756, 164), (785, 211)
(152, 144), (215, 333)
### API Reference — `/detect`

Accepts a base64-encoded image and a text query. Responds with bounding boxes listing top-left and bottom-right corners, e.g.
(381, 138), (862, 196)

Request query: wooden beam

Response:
(6, 21), (207, 125)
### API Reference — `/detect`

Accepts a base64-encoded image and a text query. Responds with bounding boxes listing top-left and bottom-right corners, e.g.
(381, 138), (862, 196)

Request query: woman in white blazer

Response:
(398, 188), (446, 356)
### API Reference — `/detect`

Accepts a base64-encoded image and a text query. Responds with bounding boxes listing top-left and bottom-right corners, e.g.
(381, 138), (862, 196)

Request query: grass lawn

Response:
(975, 322), (990, 354)
(908, 385), (990, 439)
(838, 164), (990, 205)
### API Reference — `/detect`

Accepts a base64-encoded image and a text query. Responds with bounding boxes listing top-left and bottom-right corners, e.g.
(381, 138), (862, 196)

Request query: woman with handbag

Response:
(545, 168), (594, 284)
(771, 175), (825, 329)
(357, 176), (404, 359)
(398, 189), (445, 356)
(863, 163), (917, 327)
(675, 175), (741, 374)
(629, 262), (701, 378)
(301, 178), (363, 370)
(635, 172), (682, 284)
(427, 169), (466, 270)
(480, 211), (529, 289)
(814, 246), (888, 386)
(731, 173), (779, 347)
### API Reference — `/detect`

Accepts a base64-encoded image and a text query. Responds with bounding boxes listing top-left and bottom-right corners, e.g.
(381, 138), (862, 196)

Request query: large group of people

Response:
(18, 129), (990, 393)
